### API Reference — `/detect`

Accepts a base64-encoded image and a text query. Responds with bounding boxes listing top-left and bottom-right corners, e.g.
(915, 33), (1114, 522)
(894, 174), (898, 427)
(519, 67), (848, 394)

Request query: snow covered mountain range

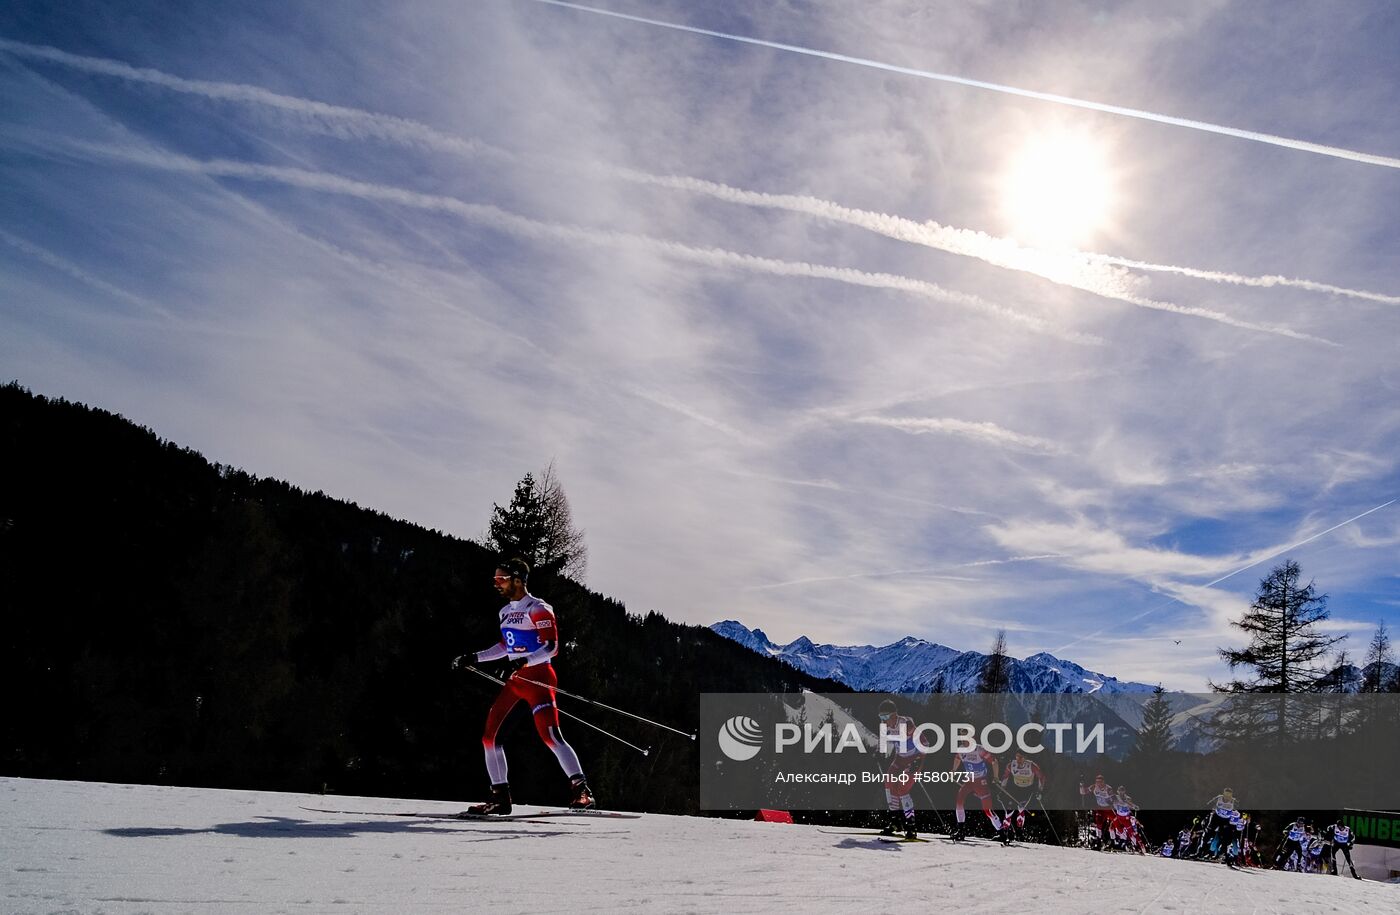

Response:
(711, 620), (1160, 695)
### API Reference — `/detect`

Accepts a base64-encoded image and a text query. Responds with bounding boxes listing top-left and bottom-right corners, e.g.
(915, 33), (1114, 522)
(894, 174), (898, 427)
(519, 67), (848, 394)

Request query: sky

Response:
(1, 0), (1398, 690)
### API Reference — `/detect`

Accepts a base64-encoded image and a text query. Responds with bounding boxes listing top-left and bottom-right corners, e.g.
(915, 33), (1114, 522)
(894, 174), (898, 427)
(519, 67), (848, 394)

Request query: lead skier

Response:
(874, 698), (921, 839)
(1324, 818), (1361, 879)
(453, 558), (594, 814)
(998, 749), (1045, 836)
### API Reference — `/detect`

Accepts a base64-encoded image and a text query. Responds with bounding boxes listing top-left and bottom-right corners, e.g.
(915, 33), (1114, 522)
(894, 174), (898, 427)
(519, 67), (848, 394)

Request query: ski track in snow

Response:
(3, 778), (1394, 913)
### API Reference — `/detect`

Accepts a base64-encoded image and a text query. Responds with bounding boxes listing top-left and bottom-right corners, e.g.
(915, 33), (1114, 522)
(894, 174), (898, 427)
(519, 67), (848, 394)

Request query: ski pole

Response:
(916, 781), (952, 835)
(462, 664), (651, 755)
(479, 666), (697, 740)
(1036, 796), (1062, 846)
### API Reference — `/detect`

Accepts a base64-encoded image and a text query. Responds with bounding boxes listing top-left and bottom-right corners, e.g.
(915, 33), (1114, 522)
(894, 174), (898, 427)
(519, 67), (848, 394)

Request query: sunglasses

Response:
(492, 574), (513, 583)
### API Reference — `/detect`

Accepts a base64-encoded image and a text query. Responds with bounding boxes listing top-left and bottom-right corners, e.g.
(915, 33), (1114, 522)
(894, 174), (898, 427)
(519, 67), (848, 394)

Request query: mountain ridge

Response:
(711, 620), (1160, 694)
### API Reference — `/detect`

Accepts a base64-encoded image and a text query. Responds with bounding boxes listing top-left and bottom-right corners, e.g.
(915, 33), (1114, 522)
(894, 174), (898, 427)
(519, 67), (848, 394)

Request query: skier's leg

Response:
(521, 667), (584, 779)
(978, 783), (1002, 831)
(481, 682), (521, 784)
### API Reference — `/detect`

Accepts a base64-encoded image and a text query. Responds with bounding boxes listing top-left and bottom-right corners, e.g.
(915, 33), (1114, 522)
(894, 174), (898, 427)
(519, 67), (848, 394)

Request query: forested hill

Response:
(0, 383), (846, 814)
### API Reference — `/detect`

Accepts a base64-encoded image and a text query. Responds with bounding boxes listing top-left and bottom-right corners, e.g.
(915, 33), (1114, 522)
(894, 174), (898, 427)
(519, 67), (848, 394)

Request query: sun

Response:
(1000, 127), (1115, 250)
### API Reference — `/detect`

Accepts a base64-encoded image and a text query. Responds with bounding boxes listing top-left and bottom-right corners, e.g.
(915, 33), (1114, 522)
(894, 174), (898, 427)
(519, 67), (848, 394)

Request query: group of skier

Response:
(873, 698), (1048, 845)
(452, 564), (1365, 881)
(1268, 817), (1361, 878)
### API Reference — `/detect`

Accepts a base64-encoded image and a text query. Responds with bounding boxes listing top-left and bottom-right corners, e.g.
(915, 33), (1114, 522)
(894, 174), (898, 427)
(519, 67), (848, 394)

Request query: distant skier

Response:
(998, 749), (1045, 835)
(1108, 786), (1147, 854)
(1305, 828), (1325, 874)
(1324, 819), (1361, 879)
(453, 558), (593, 815)
(951, 741), (1004, 841)
(1194, 787), (1239, 859)
(874, 699), (921, 839)
(1176, 824), (1195, 861)
(1079, 774), (1115, 847)
(1274, 817), (1308, 869)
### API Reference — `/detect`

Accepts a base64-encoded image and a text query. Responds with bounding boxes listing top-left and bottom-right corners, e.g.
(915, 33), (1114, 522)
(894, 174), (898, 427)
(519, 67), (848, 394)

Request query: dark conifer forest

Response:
(0, 382), (845, 813)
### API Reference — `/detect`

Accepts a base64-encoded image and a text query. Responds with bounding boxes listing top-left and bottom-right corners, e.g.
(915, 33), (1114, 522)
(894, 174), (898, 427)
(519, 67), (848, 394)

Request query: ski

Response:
(298, 805), (639, 821)
(878, 835), (931, 843)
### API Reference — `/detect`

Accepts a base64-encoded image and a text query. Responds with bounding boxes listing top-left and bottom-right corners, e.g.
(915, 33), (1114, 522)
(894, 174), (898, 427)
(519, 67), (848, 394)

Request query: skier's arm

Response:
(475, 642), (508, 663)
(521, 639), (558, 667)
(521, 606), (559, 667)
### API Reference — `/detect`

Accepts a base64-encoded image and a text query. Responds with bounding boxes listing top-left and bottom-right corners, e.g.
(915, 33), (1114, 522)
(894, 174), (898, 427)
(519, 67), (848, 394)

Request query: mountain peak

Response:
(710, 621), (1157, 694)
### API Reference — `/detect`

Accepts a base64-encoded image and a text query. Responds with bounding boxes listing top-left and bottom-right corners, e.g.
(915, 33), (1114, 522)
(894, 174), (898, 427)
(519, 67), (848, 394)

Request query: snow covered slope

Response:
(712, 620), (1158, 694)
(5, 777), (1395, 913)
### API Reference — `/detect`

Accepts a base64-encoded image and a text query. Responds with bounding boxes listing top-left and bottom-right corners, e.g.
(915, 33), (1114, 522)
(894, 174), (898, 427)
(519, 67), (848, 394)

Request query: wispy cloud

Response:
(31, 137), (1096, 344)
(745, 552), (1062, 593)
(852, 414), (1066, 455)
(1, 36), (1377, 337)
(1038, 499), (1399, 653)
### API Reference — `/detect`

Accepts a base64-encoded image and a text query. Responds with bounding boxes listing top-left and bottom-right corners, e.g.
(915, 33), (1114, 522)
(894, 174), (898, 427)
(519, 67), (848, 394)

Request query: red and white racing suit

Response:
(475, 593), (583, 784)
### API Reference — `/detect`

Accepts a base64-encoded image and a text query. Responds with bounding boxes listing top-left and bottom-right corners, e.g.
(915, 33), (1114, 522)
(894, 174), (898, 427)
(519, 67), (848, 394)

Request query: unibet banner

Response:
(699, 692), (1400, 811)
(1341, 809), (1400, 849)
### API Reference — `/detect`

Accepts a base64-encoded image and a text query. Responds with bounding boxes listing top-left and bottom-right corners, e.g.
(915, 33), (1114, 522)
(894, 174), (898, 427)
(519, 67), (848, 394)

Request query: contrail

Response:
(0, 226), (175, 320)
(614, 173), (1343, 343)
(4, 37), (1389, 322)
(44, 138), (1097, 344)
(1086, 253), (1400, 306)
(526, 0), (1400, 171)
(1050, 497), (1398, 654)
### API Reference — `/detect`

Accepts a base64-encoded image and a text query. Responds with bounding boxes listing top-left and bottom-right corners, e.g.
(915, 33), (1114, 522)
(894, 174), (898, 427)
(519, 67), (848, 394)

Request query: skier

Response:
(453, 558), (593, 815)
(874, 698), (921, 839)
(1324, 818), (1361, 879)
(1274, 816), (1308, 870)
(1176, 823), (1195, 861)
(998, 749), (1045, 837)
(1305, 828), (1325, 874)
(951, 740), (1004, 841)
(1194, 787), (1239, 859)
(1108, 786), (1146, 853)
(1079, 774), (1115, 848)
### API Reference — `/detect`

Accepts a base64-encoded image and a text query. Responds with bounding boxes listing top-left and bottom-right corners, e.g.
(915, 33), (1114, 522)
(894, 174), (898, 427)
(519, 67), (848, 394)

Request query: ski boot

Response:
(878, 810), (901, 837)
(463, 783), (512, 816)
(568, 774), (596, 810)
(904, 826), (919, 841)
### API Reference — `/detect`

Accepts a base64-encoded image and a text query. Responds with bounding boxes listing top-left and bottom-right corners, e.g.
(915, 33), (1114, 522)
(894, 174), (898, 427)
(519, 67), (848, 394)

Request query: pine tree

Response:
(486, 473), (548, 564)
(976, 630), (1012, 693)
(486, 465), (587, 580)
(1215, 560), (1344, 693)
(1363, 621), (1394, 693)
(1213, 560), (1346, 746)
(1132, 685), (1175, 757)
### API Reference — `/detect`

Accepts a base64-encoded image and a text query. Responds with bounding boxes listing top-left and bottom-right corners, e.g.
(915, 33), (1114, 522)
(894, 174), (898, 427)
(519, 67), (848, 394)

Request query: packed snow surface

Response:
(3, 777), (1394, 914)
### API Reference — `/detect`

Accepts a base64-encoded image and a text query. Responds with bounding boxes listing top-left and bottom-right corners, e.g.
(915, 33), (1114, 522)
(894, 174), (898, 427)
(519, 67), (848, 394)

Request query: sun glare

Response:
(1000, 128), (1115, 250)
